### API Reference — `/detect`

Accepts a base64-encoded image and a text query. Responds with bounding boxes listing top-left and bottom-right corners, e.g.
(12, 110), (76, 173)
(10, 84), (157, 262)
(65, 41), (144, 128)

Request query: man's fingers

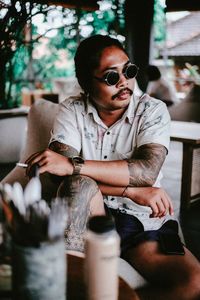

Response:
(25, 151), (43, 164)
(167, 198), (174, 216)
(149, 190), (174, 218)
(162, 192), (174, 216)
(155, 199), (166, 217)
(149, 201), (159, 217)
(26, 154), (46, 176)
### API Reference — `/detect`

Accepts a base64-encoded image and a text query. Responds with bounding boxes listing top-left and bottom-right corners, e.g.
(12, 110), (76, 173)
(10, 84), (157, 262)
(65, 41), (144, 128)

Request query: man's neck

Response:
(98, 108), (127, 127)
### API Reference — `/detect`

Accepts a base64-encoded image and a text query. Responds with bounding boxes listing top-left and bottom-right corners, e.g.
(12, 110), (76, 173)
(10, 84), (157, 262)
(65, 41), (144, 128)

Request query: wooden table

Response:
(0, 106), (29, 119)
(0, 254), (138, 300)
(68, 253), (139, 300)
(169, 102), (200, 123)
(22, 90), (59, 106)
(170, 121), (200, 213)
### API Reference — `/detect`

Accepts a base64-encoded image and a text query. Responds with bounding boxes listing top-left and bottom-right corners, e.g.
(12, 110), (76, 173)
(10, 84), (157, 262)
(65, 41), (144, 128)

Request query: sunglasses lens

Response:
(106, 71), (120, 86)
(99, 64), (138, 86)
(125, 64), (138, 79)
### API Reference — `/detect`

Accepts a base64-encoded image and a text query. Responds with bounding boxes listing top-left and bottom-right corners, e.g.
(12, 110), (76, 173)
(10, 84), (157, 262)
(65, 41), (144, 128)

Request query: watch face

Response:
(73, 156), (84, 164)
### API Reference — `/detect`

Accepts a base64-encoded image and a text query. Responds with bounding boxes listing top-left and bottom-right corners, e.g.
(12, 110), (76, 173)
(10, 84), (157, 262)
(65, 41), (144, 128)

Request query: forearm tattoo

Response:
(49, 141), (78, 157)
(127, 143), (167, 187)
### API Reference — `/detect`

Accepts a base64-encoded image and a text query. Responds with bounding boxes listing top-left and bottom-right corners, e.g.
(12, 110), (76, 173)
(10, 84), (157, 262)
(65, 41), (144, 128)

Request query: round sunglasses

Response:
(94, 64), (138, 86)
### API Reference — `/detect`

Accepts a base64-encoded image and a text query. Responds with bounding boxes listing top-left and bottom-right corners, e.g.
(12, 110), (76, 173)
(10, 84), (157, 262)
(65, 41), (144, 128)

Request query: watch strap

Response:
(70, 156), (85, 175)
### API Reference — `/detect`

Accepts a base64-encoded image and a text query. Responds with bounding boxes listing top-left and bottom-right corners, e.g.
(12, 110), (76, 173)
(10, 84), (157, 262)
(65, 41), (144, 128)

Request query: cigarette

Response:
(16, 163), (28, 168)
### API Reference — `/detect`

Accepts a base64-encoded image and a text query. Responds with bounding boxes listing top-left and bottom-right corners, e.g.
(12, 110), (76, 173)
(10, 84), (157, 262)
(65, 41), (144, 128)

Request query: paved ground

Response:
(162, 141), (182, 219)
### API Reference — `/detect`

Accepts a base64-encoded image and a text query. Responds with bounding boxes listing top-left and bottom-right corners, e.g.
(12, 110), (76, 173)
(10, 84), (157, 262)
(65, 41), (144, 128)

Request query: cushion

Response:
(0, 116), (27, 163)
(22, 98), (59, 157)
(1, 99), (59, 188)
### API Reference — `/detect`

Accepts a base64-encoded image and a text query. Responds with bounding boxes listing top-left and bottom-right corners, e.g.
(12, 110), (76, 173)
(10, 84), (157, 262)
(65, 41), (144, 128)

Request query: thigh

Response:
(124, 241), (200, 286)
(90, 189), (105, 215)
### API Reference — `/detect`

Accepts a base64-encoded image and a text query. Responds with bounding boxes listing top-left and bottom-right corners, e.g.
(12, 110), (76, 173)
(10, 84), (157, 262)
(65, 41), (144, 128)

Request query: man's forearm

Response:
(81, 160), (129, 187)
(98, 183), (126, 197)
(99, 183), (174, 218)
(81, 144), (167, 187)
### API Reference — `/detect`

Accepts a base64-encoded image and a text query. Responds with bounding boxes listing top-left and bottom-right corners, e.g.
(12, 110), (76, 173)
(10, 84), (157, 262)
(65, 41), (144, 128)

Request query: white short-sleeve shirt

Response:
(50, 93), (171, 221)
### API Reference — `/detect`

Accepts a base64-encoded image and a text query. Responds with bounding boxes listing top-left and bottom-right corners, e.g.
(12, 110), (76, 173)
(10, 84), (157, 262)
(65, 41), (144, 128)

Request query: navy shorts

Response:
(107, 207), (179, 257)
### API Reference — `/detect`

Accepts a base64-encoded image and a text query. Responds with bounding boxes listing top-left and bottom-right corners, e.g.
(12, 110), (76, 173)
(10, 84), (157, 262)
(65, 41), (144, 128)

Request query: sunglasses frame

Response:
(94, 64), (139, 86)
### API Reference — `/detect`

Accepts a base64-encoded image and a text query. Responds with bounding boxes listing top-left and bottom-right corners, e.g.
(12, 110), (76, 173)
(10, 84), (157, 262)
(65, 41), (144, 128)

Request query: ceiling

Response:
(37, 0), (200, 13)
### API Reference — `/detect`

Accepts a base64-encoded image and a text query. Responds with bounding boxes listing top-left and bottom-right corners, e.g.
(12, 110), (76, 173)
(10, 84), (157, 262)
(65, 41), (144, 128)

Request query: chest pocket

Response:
(114, 130), (137, 159)
(114, 148), (136, 160)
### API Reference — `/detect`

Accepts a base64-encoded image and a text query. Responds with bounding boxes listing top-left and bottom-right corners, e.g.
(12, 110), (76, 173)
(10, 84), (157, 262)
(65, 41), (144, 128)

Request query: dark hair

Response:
(74, 35), (126, 93)
(147, 65), (161, 81)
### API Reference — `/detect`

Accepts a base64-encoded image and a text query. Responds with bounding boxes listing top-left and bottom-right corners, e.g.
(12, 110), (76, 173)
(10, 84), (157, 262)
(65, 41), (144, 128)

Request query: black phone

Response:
(159, 232), (185, 255)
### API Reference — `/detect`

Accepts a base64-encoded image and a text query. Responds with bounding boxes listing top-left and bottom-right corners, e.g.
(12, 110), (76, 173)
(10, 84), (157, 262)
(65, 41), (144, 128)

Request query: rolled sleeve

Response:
(50, 99), (81, 152)
(137, 99), (171, 151)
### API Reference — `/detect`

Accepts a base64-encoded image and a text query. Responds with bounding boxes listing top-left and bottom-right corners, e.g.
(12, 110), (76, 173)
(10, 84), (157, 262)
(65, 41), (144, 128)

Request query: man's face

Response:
(89, 46), (135, 112)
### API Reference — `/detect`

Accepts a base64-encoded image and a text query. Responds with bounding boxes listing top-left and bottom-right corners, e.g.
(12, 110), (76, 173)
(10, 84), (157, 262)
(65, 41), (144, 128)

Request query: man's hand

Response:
(25, 149), (74, 177)
(124, 186), (174, 218)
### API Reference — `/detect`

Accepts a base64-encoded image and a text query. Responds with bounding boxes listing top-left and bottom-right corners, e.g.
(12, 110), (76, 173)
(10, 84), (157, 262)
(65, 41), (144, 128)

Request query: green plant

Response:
(0, 0), (49, 108)
(185, 63), (200, 85)
(0, 0), (126, 109)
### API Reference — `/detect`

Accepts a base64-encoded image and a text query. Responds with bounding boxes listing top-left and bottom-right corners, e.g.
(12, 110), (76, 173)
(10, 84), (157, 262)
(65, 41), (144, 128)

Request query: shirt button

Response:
(104, 155), (107, 159)
(107, 132), (110, 135)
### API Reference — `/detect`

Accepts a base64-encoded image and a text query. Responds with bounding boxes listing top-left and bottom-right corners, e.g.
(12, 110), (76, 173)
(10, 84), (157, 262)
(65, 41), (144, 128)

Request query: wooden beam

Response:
(38, 0), (99, 11)
(166, 0), (200, 12)
(124, 0), (154, 92)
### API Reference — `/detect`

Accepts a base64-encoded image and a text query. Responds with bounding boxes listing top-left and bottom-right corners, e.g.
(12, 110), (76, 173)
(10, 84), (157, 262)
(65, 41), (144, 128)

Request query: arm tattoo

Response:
(49, 141), (79, 157)
(127, 143), (167, 187)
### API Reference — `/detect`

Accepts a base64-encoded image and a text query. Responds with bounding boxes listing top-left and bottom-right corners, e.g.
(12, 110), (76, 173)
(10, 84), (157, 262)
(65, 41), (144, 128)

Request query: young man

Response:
(26, 35), (200, 299)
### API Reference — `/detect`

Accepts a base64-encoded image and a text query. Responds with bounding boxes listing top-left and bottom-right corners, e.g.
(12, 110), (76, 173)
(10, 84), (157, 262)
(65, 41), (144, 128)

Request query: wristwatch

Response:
(70, 156), (85, 175)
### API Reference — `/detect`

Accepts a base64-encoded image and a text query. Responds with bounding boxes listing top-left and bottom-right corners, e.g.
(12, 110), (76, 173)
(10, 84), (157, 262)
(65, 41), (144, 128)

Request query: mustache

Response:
(112, 88), (133, 100)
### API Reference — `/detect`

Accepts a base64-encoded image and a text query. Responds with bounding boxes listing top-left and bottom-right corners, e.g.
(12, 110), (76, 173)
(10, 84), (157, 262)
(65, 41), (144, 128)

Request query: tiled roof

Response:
(163, 12), (200, 57)
(166, 33), (200, 56)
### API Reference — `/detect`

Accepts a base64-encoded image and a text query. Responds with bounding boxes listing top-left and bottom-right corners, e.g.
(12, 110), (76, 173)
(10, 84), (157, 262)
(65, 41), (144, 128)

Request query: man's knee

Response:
(58, 176), (100, 252)
(183, 271), (200, 300)
(57, 175), (99, 205)
(171, 264), (200, 300)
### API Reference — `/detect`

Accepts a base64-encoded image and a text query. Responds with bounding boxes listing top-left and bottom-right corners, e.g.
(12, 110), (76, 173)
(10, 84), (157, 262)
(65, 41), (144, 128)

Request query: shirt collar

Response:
(85, 95), (97, 115)
(123, 94), (135, 123)
(83, 93), (140, 124)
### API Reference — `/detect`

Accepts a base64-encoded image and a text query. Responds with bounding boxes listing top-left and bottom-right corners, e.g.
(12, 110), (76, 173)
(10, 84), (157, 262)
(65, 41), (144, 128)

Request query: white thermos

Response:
(84, 215), (120, 300)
